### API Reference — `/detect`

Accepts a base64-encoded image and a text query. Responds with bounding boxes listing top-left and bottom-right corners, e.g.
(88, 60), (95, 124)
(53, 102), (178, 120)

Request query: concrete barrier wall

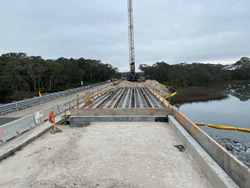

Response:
(70, 116), (159, 127)
(0, 82), (110, 145)
(0, 98), (80, 145)
(58, 103), (68, 113)
(173, 109), (250, 188)
(0, 114), (37, 143)
(71, 108), (172, 117)
(169, 116), (238, 188)
(15, 115), (35, 134)
(0, 122), (18, 143)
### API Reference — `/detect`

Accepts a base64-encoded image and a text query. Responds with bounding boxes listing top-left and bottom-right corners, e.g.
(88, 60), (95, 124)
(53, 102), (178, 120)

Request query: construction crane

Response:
(127, 0), (136, 81)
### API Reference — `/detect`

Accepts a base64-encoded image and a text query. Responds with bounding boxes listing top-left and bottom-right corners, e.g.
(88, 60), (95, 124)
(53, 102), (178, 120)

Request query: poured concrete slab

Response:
(0, 122), (213, 188)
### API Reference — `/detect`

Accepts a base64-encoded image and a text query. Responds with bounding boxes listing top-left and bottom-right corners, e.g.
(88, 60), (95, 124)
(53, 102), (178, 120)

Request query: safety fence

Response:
(0, 82), (105, 114)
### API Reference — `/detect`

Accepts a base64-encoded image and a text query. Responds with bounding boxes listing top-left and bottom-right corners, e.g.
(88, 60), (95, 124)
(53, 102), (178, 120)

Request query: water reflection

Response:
(205, 82), (250, 101)
(177, 82), (250, 146)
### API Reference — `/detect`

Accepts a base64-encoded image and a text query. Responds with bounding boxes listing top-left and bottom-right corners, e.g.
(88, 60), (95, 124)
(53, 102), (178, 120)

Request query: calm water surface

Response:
(177, 82), (250, 146)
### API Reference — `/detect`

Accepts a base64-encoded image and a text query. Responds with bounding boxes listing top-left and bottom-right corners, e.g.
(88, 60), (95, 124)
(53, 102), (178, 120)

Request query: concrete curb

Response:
(69, 116), (162, 127)
(169, 116), (239, 188)
(0, 116), (63, 161)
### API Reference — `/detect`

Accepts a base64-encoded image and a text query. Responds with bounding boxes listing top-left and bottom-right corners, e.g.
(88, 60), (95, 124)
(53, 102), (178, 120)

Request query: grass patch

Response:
(170, 87), (228, 104)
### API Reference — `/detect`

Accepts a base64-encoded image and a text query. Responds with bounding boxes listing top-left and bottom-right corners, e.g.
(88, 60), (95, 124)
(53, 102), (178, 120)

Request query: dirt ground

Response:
(0, 122), (213, 188)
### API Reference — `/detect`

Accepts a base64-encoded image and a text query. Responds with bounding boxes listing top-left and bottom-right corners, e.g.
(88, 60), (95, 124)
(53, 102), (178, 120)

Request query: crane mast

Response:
(127, 0), (136, 80)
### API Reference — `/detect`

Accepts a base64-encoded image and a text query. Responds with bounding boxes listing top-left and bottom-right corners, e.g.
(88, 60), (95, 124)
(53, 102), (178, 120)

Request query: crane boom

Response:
(127, 0), (136, 80)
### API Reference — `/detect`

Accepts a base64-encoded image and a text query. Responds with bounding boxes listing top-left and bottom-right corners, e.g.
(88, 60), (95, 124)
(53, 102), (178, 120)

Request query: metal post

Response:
(53, 109), (56, 131)
(64, 103), (67, 116)
(77, 95), (79, 109)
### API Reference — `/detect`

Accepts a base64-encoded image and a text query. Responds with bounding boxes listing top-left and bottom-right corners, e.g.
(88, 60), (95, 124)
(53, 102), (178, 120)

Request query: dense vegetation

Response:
(0, 53), (120, 103)
(169, 87), (227, 104)
(139, 57), (250, 86)
(140, 57), (250, 104)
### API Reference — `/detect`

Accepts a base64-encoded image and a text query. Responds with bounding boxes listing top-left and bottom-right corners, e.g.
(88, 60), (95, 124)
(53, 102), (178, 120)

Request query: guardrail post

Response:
(77, 95), (79, 109)
(53, 109), (56, 131)
(64, 103), (67, 116)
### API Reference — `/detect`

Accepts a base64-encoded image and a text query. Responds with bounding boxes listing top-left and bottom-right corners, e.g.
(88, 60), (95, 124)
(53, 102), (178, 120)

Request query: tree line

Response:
(139, 57), (250, 86)
(0, 53), (120, 103)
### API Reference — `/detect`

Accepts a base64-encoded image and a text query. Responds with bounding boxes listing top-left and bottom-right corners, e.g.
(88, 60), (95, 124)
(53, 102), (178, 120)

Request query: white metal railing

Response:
(0, 82), (105, 113)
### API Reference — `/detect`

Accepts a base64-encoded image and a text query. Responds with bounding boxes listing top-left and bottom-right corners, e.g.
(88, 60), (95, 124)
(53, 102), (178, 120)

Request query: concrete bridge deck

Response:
(0, 80), (245, 187)
(85, 87), (165, 109)
(0, 122), (213, 188)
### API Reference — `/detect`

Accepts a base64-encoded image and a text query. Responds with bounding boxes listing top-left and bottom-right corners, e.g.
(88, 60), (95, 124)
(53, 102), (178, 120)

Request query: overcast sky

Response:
(1, 0), (250, 72)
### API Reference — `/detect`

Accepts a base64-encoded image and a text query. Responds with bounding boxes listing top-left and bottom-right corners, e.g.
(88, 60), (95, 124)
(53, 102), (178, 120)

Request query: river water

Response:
(176, 82), (250, 147)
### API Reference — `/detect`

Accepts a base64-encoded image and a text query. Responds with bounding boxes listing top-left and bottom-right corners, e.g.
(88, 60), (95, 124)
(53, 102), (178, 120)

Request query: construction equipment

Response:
(127, 0), (136, 81)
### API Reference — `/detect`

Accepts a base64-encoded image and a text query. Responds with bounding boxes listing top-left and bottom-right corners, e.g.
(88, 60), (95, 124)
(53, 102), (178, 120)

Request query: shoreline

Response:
(170, 86), (227, 105)
(169, 81), (250, 168)
(210, 135), (250, 168)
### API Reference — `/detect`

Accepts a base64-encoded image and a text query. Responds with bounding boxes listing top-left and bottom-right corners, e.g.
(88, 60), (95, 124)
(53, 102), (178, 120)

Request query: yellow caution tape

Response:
(194, 122), (206, 126)
(164, 92), (177, 99)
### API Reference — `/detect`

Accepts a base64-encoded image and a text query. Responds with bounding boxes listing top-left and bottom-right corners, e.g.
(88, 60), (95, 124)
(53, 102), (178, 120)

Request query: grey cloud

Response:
(0, 0), (250, 72)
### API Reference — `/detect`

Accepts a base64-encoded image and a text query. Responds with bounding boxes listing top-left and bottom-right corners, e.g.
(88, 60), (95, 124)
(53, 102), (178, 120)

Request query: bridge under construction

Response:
(0, 0), (249, 187)
(0, 80), (249, 188)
